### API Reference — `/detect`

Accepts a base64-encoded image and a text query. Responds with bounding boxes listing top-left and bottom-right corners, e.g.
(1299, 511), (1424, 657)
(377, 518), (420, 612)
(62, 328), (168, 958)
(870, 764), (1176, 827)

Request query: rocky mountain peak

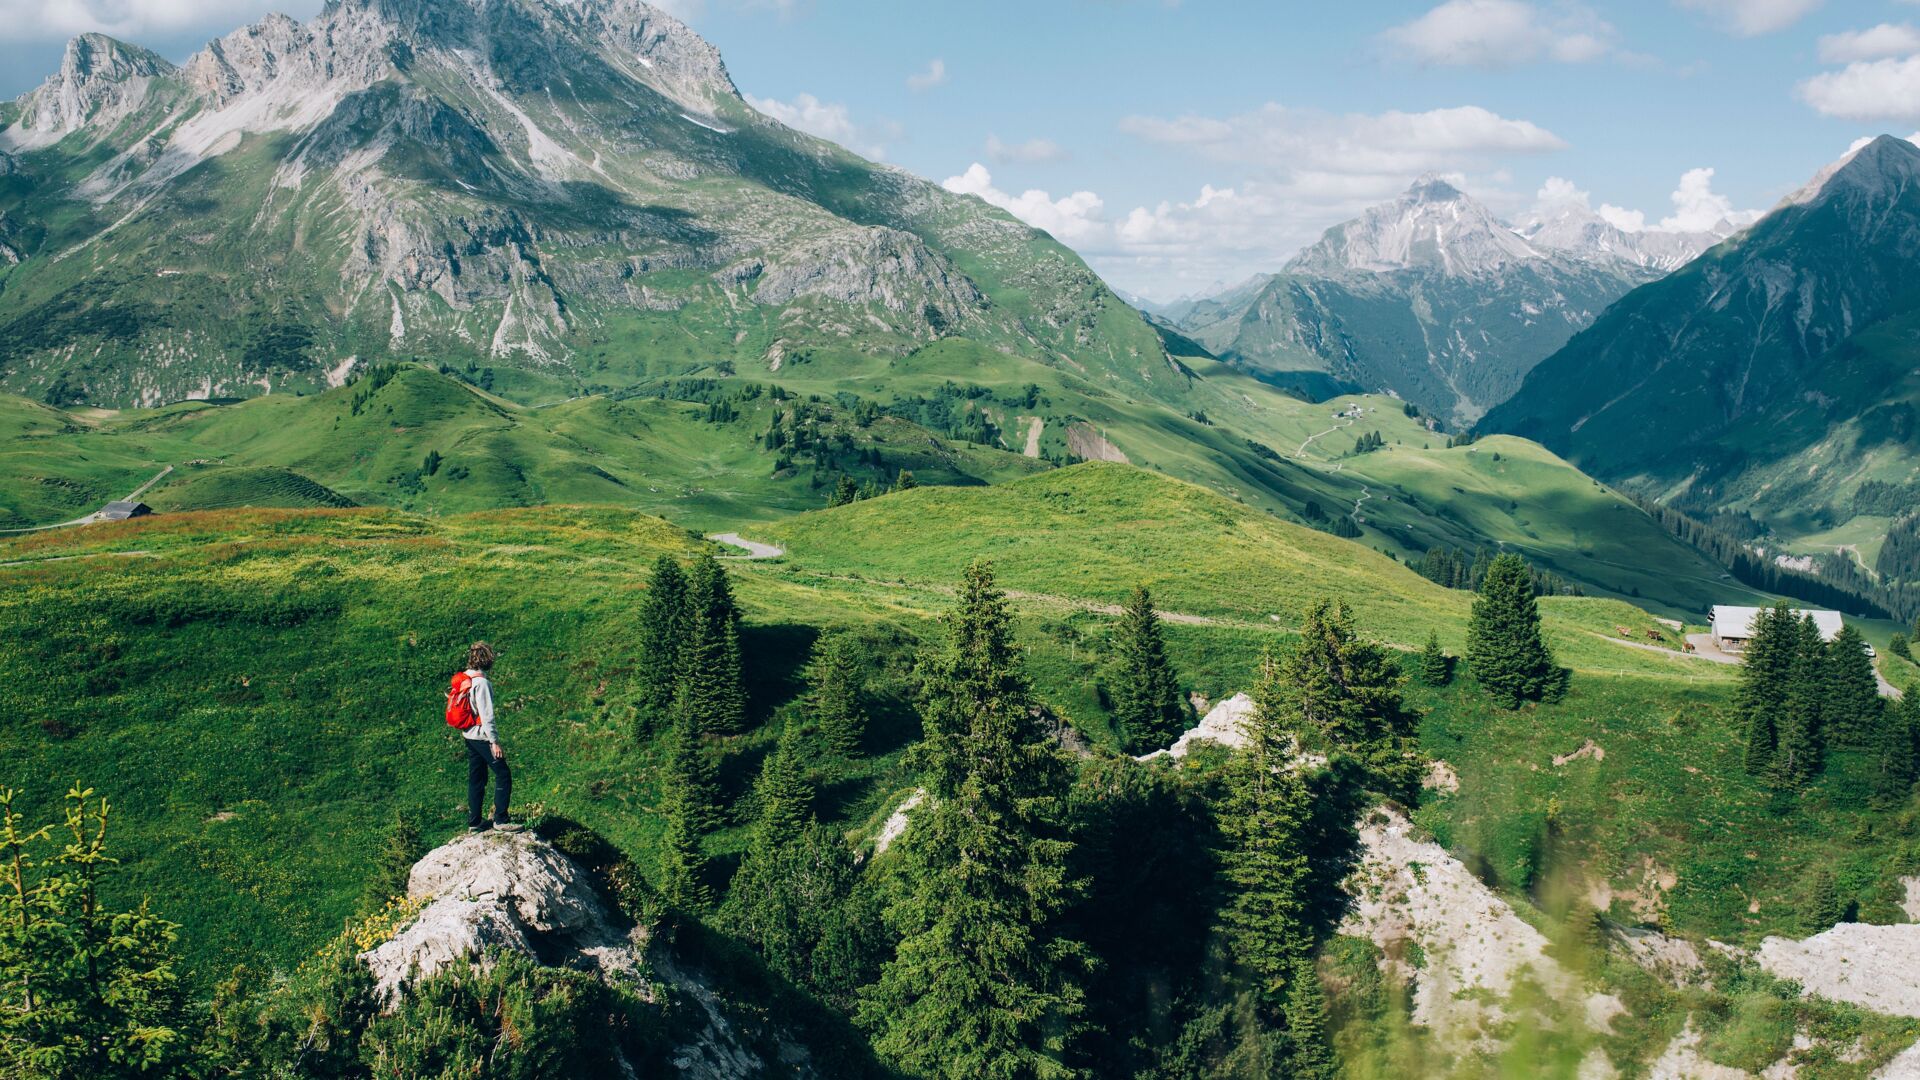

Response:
(1786, 134), (1920, 211)
(1516, 200), (1731, 274)
(0, 33), (174, 148)
(1286, 174), (1540, 278)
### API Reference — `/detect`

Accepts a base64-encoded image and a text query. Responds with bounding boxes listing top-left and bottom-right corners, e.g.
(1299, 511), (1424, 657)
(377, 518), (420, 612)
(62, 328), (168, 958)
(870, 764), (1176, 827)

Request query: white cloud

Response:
(1818, 23), (1920, 63)
(942, 163), (1107, 247)
(1659, 167), (1760, 230)
(1676, 0), (1820, 37)
(1525, 168), (1760, 234)
(906, 58), (947, 92)
(950, 102), (1568, 298)
(1118, 103), (1565, 176)
(0, 0), (293, 40)
(1382, 0), (1612, 68)
(985, 134), (1066, 164)
(1799, 55), (1920, 122)
(746, 92), (891, 159)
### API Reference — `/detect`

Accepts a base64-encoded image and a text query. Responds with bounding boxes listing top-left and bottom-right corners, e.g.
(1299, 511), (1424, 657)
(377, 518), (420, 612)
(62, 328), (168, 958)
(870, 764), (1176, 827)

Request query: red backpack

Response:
(446, 672), (481, 731)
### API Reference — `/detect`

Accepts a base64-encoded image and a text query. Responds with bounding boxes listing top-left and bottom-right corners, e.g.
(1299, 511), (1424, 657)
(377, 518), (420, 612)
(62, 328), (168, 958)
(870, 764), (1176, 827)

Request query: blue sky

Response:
(3, 0), (1915, 298)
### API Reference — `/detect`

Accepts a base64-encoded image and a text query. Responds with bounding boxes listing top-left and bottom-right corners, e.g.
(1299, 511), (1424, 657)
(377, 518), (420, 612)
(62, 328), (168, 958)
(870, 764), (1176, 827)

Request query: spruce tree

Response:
(675, 555), (748, 735)
(1821, 624), (1883, 748)
(1738, 603), (1794, 775)
(1284, 600), (1421, 795)
(658, 717), (719, 910)
(1107, 585), (1192, 754)
(1420, 629), (1451, 686)
(635, 556), (690, 737)
(1771, 615), (1827, 791)
(752, 721), (814, 848)
(1871, 694), (1916, 802)
(898, 470), (918, 490)
(808, 633), (869, 758)
(1218, 649), (1317, 1002)
(1891, 633), (1912, 663)
(1803, 869), (1842, 931)
(1465, 553), (1560, 709)
(859, 561), (1088, 1079)
(1281, 955), (1336, 1080)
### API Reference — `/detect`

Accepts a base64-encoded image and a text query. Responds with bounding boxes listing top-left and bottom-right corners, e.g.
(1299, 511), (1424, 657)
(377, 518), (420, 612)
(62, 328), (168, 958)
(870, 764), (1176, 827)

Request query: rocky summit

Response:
(0, 0), (1162, 407)
(1169, 175), (1729, 426)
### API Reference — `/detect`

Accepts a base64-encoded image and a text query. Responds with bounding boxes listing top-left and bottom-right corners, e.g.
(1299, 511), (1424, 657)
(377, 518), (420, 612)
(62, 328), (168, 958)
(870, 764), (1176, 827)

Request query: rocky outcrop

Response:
(1137, 692), (1254, 760)
(1341, 807), (1622, 1051)
(1757, 923), (1920, 1018)
(0, 34), (174, 148)
(360, 830), (643, 999)
(741, 226), (987, 332)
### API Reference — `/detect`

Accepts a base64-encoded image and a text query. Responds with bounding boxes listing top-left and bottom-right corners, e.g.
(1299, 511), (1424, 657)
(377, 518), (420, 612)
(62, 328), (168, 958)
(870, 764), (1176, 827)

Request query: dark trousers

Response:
(465, 738), (511, 826)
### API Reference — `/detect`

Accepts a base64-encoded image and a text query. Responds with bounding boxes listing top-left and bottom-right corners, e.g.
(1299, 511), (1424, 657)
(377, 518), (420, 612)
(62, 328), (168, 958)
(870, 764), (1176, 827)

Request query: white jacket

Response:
(462, 670), (498, 743)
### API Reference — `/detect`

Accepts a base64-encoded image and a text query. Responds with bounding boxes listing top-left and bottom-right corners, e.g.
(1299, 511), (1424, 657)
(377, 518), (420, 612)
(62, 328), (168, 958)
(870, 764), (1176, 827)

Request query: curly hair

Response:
(465, 641), (496, 671)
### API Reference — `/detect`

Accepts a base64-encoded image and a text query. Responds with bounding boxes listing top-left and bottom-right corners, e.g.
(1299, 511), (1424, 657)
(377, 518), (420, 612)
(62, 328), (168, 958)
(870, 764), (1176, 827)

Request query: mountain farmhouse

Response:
(1710, 604), (1844, 652)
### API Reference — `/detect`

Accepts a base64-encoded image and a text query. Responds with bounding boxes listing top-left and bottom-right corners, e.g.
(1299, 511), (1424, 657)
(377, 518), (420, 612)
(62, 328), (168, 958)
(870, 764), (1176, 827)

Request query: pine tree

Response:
(898, 470), (918, 490)
(1106, 585), (1192, 754)
(1821, 624), (1883, 748)
(752, 721), (814, 849)
(675, 555), (748, 735)
(1465, 553), (1561, 709)
(1890, 633), (1912, 662)
(1772, 615), (1827, 791)
(858, 561), (1088, 1079)
(1803, 869), (1843, 931)
(635, 556), (690, 737)
(1284, 600), (1421, 795)
(808, 633), (869, 758)
(828, 475), (859, 507)
(1419, 629), (1451, 686)
(0, 787), (194, 1079)
(1738, 603), (1794, 776)
(1218, 649), (1317, 1002)
(1871, 693), (1916, 802)
(1281, 955), (1336, 1080)
(658, 717), (719, 910)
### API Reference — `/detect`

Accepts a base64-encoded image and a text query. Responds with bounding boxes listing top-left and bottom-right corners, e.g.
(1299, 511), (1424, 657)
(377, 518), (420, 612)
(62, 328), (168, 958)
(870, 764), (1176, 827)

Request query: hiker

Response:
(449, 642), (522, 833)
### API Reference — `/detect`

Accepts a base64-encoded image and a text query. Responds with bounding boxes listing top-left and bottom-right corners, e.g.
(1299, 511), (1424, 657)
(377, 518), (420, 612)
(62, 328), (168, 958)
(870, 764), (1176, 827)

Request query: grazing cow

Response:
(1617, 625), (1632, 637)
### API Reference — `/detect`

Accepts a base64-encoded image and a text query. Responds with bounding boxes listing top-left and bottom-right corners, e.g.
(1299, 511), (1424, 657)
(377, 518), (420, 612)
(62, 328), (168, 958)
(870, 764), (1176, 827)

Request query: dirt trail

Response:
(708, 533), (784, 559)
(0, 550), (155, 568)
(1294, 415), (1356, 459)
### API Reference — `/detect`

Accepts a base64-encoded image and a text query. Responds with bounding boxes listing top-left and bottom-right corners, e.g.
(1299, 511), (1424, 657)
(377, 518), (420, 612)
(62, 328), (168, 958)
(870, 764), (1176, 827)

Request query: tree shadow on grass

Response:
(742, 622), (819, 729)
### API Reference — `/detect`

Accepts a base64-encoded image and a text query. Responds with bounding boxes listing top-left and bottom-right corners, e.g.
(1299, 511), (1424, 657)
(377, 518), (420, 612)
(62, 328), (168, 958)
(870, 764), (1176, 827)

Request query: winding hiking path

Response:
(708, 533), (784, 559)
(1351, 485), (1372, 523)
(1294, 414), (1357, 459)
(0, 465), (174, 534)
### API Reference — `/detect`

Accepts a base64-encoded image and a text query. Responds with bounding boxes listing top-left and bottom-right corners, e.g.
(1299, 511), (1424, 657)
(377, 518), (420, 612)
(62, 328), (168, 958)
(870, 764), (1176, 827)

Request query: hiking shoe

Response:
(468, 823), (492, 833)
(492, 821), (525, 833)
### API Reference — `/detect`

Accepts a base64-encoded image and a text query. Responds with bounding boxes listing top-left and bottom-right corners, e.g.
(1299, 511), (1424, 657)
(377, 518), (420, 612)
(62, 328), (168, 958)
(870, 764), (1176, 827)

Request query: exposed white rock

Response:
(1757, 923), (1920, 1018)
(1647, 1021), (1749, 1080)
(1902, 876), (1920, 922)
(1341, 807), (1621, 1050)
(1137, 693), (1254, 760)
(1288, 175), (1541, 279)
(360, 830), (642, 999)
(873, 789), (925, 856)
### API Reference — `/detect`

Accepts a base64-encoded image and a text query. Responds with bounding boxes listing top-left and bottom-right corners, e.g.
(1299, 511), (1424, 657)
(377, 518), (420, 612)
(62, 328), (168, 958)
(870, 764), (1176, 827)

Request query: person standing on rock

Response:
(456, 642), (522, 833)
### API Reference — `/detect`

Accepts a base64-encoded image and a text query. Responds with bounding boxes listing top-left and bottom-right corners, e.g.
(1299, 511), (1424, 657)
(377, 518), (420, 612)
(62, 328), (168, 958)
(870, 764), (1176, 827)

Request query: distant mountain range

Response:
(0, 0), (1172, 409)
(1167, 176), (1735, 425)
(1484, 134), (1920, 536)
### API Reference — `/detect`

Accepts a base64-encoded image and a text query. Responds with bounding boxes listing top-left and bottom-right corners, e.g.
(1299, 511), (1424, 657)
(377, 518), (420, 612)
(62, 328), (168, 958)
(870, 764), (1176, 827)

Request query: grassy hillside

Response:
(3, 462), (1916, 1070)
